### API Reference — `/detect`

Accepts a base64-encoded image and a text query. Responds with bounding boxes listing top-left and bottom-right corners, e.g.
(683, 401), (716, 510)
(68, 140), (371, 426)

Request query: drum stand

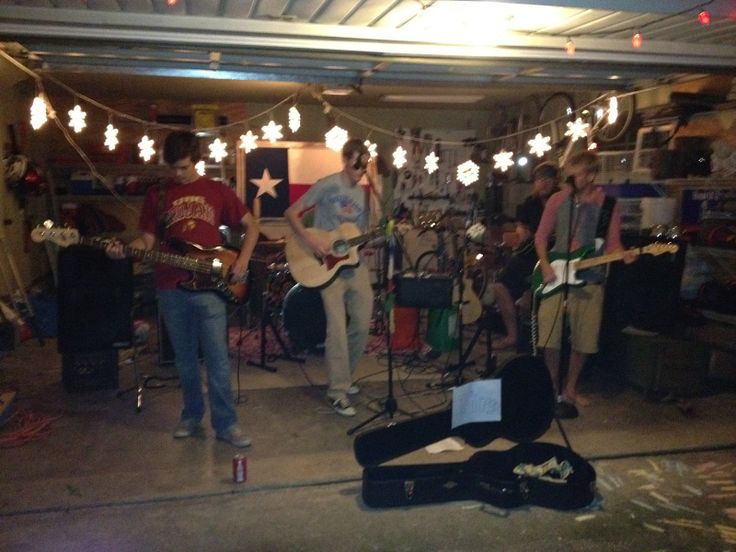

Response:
(247, 278), (304, 373)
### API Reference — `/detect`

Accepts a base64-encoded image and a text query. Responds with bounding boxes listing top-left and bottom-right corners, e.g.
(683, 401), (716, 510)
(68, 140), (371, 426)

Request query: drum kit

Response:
(250, 256), (326, 357)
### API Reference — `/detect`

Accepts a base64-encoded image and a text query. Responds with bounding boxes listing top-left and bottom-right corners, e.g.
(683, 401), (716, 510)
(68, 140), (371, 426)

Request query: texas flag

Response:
(245, 145), (342, 218)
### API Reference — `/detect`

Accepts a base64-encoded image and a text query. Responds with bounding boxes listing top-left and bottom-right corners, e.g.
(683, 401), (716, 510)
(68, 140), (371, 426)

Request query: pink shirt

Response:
(535, 187), (623, 254)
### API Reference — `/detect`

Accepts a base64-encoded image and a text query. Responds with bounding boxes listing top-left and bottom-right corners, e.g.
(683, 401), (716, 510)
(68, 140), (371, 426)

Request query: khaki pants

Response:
(536, 284), (604, 354)
(320, 263), (374, 399)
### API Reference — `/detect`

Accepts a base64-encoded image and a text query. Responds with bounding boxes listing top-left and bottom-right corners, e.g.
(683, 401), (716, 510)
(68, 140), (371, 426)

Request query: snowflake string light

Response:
(208, 138), (228, 162)
(528, 133), (552, 158)
(607, 96), (619, 125)
(239, 130), (259, 153)
(68, 104), (87, 133)
(364, 140), (378, 158)
(30, 95), (48, 130)
(325, 125), (348, 151)
(564, 117), (590, 142)
(392, 146), (407, 169)
(104, 123), (119, 151)
(195, 160), (206, 176)
(457, 160), (479, 186)
(493, 150), (515, 172)
(424, 151), (440, 174)
(138, 134), (156, 162)
(288, 106), (301, 133)
(261, 120), (283, 143)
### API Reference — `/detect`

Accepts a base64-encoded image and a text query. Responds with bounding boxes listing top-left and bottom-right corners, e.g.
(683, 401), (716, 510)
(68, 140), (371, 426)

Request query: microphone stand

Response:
(554, 192), (579, 419)
(348, 221), (398, 435)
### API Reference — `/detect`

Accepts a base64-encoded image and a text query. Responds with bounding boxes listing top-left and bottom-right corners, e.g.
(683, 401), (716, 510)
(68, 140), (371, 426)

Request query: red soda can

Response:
(232, 454), (247, 483)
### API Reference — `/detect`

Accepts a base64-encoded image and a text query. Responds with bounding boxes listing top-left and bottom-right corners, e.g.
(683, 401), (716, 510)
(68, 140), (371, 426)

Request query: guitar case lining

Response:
(354, 355), (597, 511)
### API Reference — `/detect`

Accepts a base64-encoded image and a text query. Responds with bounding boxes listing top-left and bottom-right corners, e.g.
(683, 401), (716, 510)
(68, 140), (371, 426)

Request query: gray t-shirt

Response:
(299, 171), (368, 232)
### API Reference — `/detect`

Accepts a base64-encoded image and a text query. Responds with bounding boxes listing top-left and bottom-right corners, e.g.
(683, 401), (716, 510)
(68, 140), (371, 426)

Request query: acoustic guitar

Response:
(31, 221), (248, 304)
(285, 222), (383, 288)
(530, 242), (679, 298)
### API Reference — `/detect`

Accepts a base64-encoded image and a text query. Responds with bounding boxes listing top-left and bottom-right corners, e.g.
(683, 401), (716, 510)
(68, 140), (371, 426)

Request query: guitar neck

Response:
(575, 247), (638, 270)
(345, 229), (382, 248)
(80, 237), (208, 274)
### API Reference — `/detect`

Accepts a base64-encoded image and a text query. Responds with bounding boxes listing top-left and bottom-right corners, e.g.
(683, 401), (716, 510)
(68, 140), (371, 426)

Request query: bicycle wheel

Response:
(515, 95), (541, 154)
(538, 92), (576, 149)
(595, 92), (635, 143)
(415, 250), (443, 274)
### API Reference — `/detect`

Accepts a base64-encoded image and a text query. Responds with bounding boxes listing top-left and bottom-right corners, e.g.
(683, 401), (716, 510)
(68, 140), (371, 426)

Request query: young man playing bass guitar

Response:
(284, 139), (375, 417)
(106, 131), (259, 447)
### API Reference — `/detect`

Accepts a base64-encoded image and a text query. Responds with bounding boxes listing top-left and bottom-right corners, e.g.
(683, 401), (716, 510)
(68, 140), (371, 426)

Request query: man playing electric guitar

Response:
(284, 138), (375, 417)
(106, 131), (259, 447)
(534, 151), (637, 416)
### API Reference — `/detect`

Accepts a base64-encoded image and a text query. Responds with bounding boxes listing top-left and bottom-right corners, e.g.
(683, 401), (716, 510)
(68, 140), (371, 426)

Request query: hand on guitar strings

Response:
(104, 238), (126, 260)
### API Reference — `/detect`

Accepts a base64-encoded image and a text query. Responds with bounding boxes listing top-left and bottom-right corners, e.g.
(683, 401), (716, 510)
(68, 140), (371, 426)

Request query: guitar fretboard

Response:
(81, 237), (215, 275)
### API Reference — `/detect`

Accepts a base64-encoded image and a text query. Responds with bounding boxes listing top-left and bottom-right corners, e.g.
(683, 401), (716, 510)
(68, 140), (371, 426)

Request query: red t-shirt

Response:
(139, 177), (248, 289)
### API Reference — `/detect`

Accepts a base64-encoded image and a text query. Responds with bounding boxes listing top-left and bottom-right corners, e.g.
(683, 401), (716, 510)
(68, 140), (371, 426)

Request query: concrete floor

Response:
(1, 320), (736, 552)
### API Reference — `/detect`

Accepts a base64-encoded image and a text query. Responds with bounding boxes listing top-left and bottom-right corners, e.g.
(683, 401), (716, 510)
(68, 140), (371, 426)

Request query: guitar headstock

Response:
(30, 220), (80, 248)
(643, 242), (679, 256)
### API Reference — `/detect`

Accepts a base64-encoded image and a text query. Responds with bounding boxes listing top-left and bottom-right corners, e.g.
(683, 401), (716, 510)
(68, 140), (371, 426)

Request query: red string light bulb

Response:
(632, 33), (643, 49)
(698, 10), (711, 25)
(565, 38), (576, 56)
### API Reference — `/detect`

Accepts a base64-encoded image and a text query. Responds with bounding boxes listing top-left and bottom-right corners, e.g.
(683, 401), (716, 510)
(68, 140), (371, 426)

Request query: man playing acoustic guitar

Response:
(535, 151), (637, 416)
(106, 130), (259, 447)
(284, 139), (374, 417)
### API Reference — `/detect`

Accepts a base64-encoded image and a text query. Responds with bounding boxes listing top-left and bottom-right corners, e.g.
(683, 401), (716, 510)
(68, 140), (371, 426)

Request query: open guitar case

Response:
(353, 355), (597, 510)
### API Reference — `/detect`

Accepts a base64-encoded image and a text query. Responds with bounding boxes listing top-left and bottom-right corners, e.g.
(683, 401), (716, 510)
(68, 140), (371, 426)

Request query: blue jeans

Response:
(158, 289), (236, 433)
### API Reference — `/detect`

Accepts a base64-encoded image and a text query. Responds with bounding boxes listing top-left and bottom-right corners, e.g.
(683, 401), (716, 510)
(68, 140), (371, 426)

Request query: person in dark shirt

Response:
(490, 162), (559, 350)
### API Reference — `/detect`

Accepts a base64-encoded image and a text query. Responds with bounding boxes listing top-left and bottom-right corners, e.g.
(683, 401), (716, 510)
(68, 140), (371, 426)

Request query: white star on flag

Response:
(528, 133), (551, 158)
(493, 150), (515, 172)
(564, 117), (590, 142)
(250, 168), (283, 199)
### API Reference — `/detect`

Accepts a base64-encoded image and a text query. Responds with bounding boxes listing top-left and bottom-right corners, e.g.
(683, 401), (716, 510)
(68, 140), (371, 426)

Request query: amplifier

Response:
(395, 274), (453, 309)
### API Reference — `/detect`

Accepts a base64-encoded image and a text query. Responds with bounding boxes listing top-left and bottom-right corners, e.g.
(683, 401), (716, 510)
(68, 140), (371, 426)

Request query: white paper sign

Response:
(451, 379), (502, 428)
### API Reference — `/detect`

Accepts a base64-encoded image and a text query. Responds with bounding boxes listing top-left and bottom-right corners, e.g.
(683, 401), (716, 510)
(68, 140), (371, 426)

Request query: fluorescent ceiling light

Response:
(403, 1), (574, 45)
(381, 94), (484, 104)
(322, 87), (354, 96)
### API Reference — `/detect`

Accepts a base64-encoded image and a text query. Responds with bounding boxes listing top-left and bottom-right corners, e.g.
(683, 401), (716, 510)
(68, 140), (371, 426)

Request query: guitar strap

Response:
(595, 195), (616, 241)
(156, 184), (171, 245)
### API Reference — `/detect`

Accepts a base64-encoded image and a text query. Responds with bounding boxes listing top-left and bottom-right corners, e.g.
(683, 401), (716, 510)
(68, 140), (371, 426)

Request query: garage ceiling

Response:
(1, 0), (735, 108)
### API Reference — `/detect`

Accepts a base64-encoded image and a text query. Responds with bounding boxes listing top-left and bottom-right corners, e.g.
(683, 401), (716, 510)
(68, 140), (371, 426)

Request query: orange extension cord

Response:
(0, 406), (61, 448)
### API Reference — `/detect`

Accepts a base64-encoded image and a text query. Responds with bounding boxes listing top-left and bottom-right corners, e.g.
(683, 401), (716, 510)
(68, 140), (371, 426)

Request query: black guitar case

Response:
(362, 442), (596, 510)
(354, 355), (555, 467)
(354, 356), (597, 510)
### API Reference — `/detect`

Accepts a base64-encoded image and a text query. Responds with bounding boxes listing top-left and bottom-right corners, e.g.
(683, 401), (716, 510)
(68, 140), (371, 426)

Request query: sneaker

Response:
(329, 396), (356, 417)
(173, 419), (202, 439)
(347, 384), (360, 396)
(216, 425), (252, 448)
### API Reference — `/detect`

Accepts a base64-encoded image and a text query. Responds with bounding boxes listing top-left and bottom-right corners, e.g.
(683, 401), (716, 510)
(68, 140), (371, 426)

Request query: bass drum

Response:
(283, 284), (326, 353)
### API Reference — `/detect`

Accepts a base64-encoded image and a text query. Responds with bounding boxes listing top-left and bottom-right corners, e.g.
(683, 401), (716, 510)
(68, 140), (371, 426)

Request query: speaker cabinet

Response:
(58, 245), (134, 354)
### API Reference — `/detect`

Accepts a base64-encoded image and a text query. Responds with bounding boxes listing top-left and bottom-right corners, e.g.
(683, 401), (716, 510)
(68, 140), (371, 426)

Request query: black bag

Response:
(362, 442), (596, 510)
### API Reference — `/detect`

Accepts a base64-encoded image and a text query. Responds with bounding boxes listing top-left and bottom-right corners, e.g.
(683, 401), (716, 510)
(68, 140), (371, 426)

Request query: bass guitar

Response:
(285, 222), (383, 288)
(531, 242), (678, 298)
(31, 221), (248, 304)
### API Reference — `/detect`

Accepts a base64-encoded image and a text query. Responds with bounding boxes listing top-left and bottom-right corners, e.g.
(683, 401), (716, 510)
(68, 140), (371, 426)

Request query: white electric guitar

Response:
(531, 242), (679, 298)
